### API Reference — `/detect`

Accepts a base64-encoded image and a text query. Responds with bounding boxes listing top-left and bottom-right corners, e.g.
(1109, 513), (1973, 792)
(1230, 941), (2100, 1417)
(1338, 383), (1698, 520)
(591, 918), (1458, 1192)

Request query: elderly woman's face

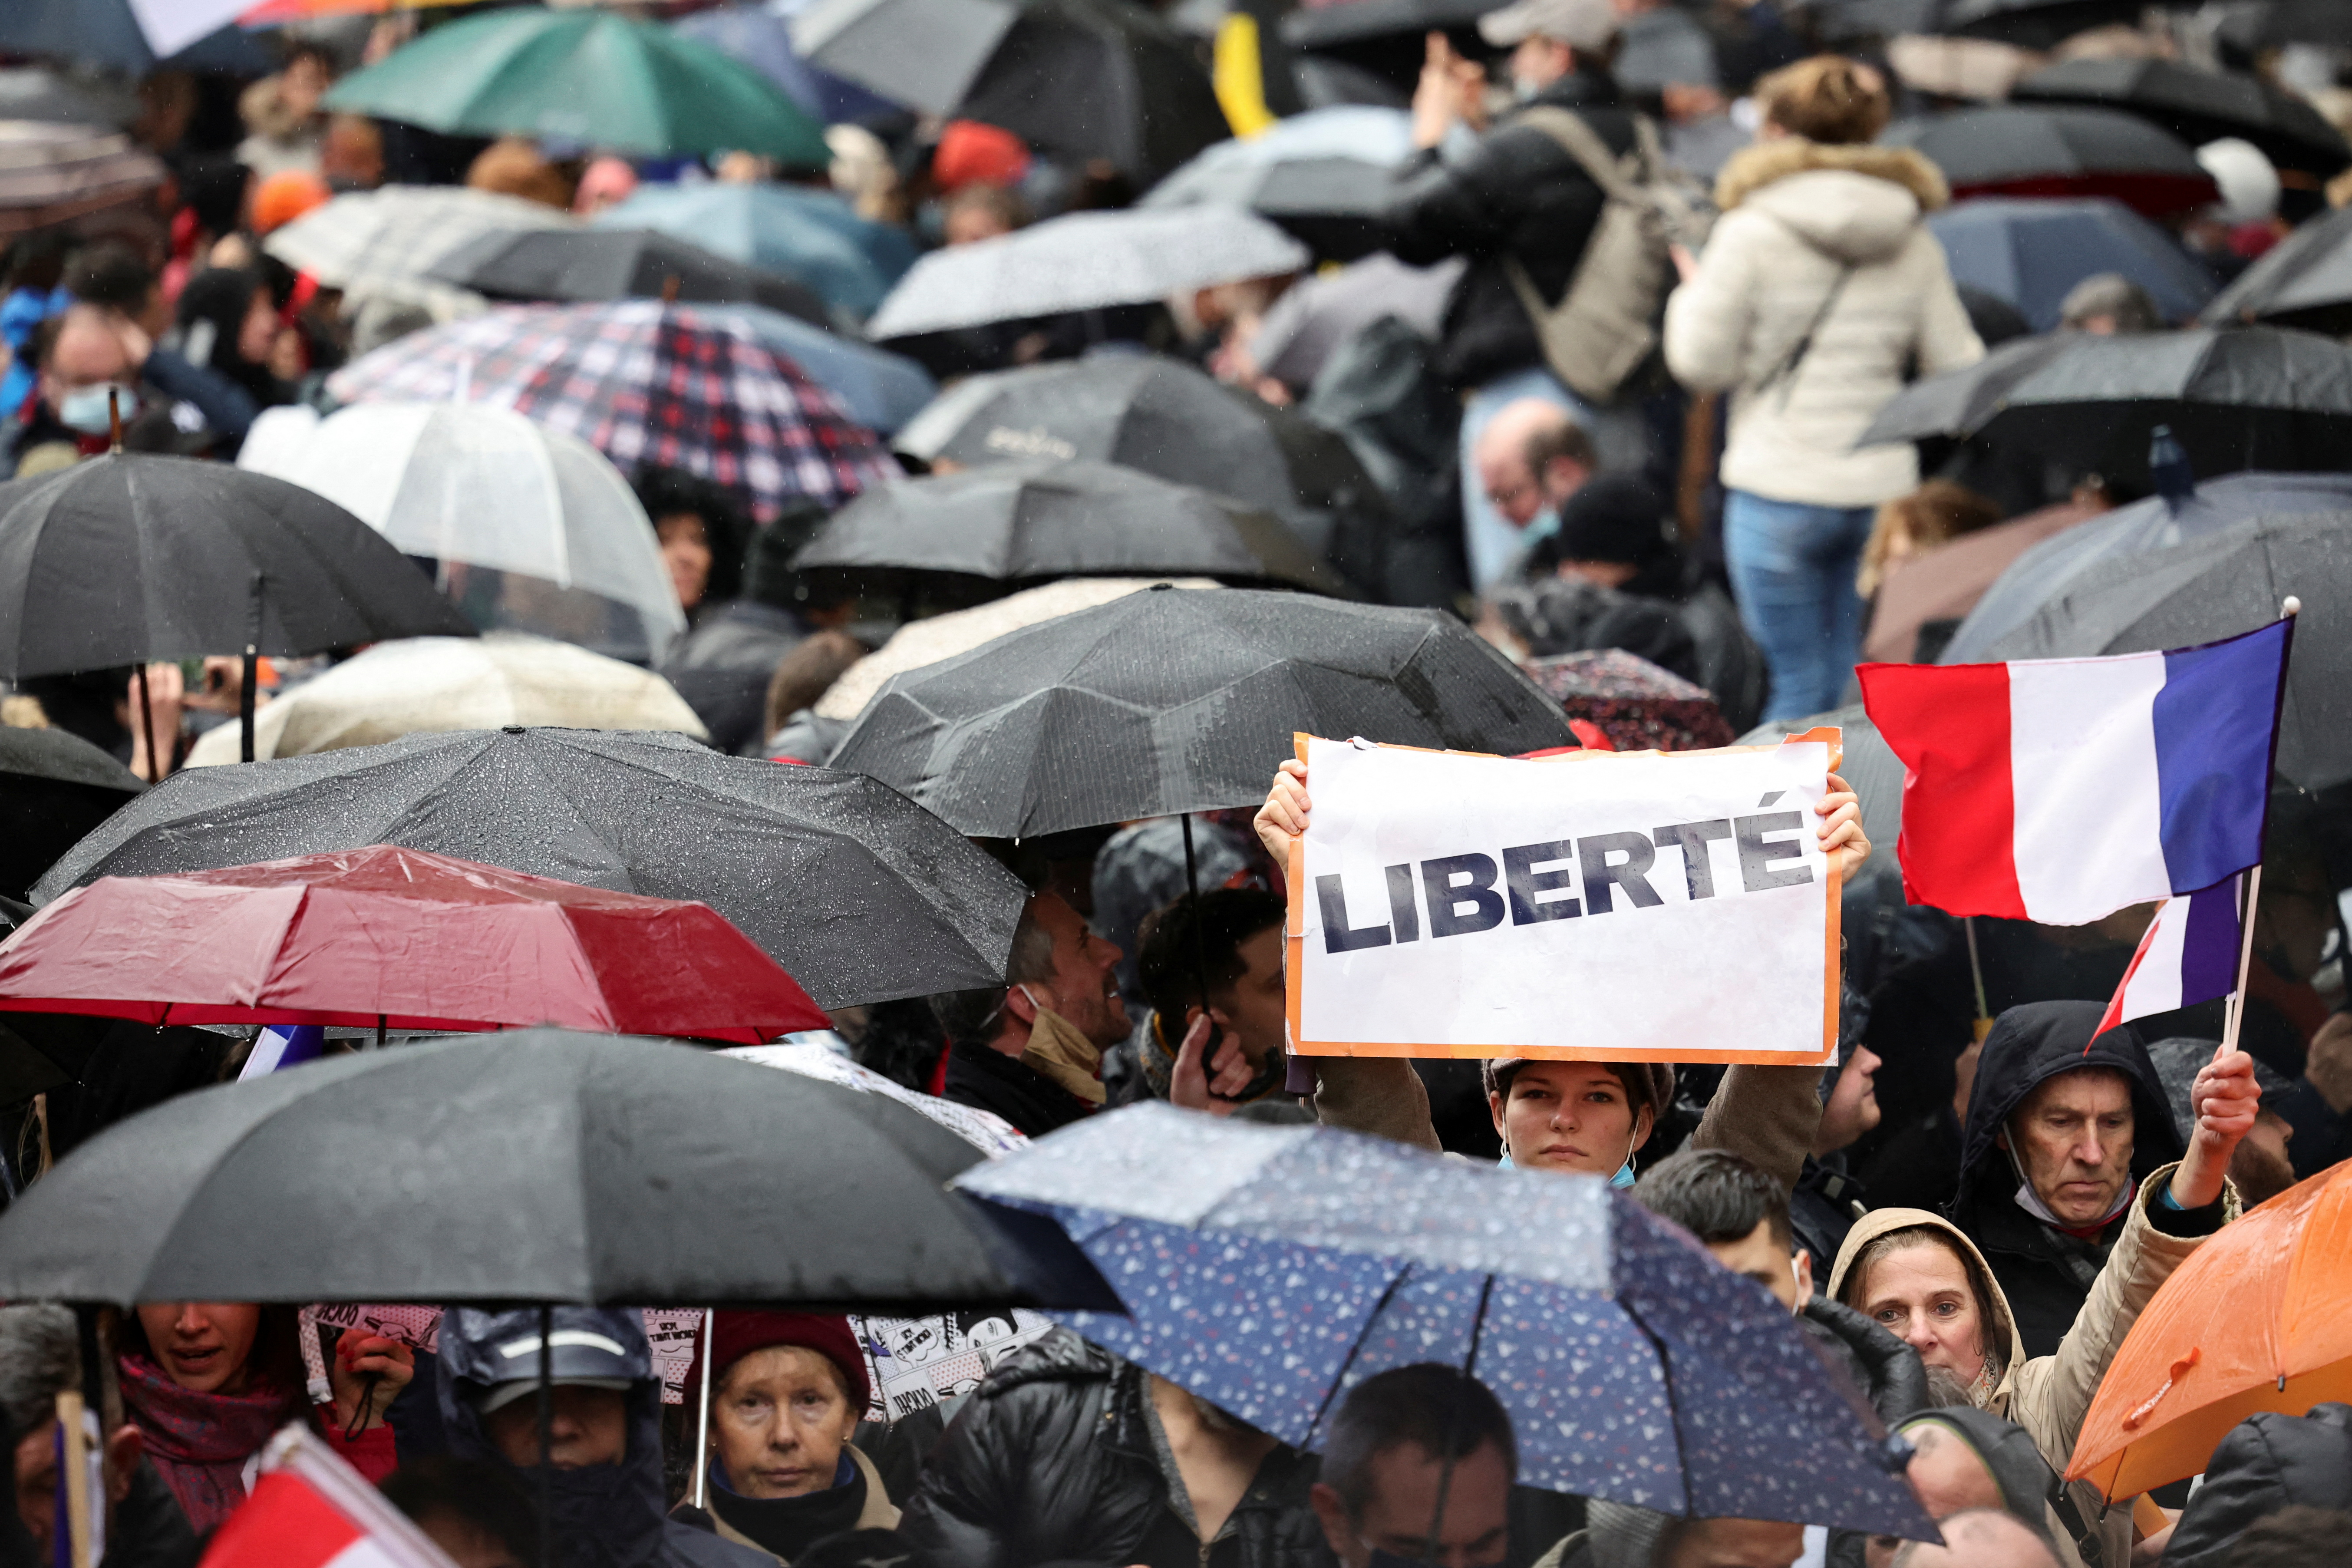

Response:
(1490, 1063), (1647, 1176)
(710, 1347), (859, 1499)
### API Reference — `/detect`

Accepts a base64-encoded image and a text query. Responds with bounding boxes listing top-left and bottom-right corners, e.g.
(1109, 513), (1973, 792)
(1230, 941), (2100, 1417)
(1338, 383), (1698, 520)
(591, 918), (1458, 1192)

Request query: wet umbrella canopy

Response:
(865, 208), (1309, 340)
(1524, 650), (1735, 753)
(1942, 472), (2352, 662)
(0, 455), (475, 680)
(0, 1030), (1118, 1310)
(425, 228), (829, 327)
(2203, 203), (2352, 335)
(35, 726), (1027, 1010)
(2012, 57), (2351, 180)
(1137, 106), (1415, 259)
(1925, 198), (2217, 332)
(0, 725), (141, 903)
(793, 459), (1352, 595)
(1854, 332), (2075, 446)
(827, 584), (1574, 837)
(596, 185), (918, 324)
(0, 845), (831, 1041)
(1884, 105), (2215, 219)
(894, 356), (1389, 546)
(957, 1106), (1934, 1534)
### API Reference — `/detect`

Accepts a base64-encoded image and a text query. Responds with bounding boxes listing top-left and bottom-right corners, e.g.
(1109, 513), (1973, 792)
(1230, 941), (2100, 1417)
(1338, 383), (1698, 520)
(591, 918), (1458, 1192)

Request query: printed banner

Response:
(1286, 733), (1840, 1063)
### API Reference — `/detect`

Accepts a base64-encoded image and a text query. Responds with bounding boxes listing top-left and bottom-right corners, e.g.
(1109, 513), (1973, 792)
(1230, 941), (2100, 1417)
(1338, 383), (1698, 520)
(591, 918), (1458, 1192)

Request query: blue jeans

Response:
(1722, 490), (1876, 723)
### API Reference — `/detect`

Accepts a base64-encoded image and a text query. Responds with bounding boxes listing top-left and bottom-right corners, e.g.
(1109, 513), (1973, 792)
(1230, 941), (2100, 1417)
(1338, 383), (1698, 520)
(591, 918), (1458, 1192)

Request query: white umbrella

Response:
(864, 206), (1309, 340)
(263, 185), (578, 317)
(184, 633), (706, 766)
(239, 402), (686, 656)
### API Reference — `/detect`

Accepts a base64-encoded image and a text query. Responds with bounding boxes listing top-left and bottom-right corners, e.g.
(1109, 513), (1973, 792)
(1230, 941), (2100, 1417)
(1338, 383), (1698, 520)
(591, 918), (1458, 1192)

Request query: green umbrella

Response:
(322, 9), (829, 165)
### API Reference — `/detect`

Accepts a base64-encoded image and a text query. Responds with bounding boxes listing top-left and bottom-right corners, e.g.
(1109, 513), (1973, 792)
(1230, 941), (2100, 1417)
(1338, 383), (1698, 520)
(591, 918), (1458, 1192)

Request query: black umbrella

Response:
(1278, 0), (1496, 96)
(31, 727), (1027, 1011)
(2012, 59), (2351, 182)
(0, 1030), (1119, 1308)
(1967, 326), (2352, 491)
(1884, 106), (2215, 219)
(2202, 204), (2352, 335)
(953, 0), (1228, 185)
(795, 458), (1354, 596)
(827, 583), (1575, 838)
(893, 357), (1394, 585)
(1938, 0), (2146, 50)
(0, 67), (134, 127)
(424, 227), (828, 325)
(0, 455), (475, 772)
(0, 726), (140, 902)
(1855, 332), (2075, 446)
(1980, 515), (2348, 792)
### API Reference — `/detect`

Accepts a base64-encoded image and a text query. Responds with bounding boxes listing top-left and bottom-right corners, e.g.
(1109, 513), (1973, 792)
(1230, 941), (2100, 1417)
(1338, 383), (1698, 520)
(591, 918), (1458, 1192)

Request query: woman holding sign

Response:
(1250, 755), (1873, 1185)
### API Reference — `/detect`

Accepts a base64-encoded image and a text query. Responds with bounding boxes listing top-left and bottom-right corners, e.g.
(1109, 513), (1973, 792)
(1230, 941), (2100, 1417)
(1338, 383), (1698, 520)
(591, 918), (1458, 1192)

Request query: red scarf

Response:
(117, 1353), (300, 1533)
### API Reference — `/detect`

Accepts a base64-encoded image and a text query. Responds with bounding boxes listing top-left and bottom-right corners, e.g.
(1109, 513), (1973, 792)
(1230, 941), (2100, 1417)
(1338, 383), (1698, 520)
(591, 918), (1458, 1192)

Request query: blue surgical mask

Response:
(56, 383), (134, 436)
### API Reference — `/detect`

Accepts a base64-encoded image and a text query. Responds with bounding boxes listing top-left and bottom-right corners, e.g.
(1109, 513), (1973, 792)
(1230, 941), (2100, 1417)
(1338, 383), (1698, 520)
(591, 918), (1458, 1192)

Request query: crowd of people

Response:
(4, 0), (2352, 1567)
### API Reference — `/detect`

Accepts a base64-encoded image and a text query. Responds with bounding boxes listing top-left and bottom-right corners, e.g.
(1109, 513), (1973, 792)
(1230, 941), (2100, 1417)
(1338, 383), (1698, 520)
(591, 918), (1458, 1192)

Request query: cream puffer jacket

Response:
(1663, 139), (1986, 509)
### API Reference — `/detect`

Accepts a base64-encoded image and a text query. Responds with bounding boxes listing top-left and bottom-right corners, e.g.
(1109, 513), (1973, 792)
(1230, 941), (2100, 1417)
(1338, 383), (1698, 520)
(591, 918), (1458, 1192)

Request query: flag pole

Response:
(1964, 917), (1992, 1042)
(691, 1309), (715, 1511)
(2222, 595), (2300, 1059)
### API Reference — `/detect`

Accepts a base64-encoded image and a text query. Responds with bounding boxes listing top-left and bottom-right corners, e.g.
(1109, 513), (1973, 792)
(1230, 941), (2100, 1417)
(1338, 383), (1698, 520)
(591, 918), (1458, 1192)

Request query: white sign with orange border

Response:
(1285, 731), (1841, 1064)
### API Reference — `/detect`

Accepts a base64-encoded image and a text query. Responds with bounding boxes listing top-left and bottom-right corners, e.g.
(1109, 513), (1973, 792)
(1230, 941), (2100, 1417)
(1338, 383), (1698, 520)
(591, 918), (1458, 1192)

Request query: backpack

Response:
(1501, 106), (1714, 406)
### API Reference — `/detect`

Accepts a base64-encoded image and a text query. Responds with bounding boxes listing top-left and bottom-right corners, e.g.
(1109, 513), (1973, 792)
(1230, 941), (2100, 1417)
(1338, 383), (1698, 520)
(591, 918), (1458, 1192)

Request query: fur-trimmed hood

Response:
(1712, 140), (1950, 265)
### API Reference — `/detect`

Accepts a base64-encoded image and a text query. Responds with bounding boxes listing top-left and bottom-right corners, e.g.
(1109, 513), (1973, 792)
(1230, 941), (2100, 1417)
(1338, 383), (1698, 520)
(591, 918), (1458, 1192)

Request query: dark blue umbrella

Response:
(1925, 197), (2217, 331)
(0, 0), (265, 74)
(1943, 470), (2352, 663)
(671, 3), (900, 125)
(956, 1106), (1935, 1536)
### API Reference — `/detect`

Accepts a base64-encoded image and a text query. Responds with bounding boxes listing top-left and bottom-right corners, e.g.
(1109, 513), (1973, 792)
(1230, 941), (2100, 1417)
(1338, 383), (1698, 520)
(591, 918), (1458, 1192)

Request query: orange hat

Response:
(251, 169), (330, 235)
(932, 119), (1029, 193)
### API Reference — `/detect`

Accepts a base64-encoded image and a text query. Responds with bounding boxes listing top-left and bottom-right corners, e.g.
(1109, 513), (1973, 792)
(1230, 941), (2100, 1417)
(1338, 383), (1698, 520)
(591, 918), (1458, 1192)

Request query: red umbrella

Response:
(0, 845), (828, 1043)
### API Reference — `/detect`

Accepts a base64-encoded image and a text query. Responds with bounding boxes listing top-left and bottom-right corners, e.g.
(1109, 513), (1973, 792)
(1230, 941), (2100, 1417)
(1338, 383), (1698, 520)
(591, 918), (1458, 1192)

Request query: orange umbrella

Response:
(2066, 1160), (2352, 1499)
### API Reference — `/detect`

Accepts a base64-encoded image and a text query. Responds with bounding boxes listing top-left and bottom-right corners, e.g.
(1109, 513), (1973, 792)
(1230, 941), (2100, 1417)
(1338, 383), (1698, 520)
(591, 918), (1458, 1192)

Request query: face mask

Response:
(1016, 985), (1107, 1105)
(56, 383), (133, 436)
(1512, 74), (1545, 103)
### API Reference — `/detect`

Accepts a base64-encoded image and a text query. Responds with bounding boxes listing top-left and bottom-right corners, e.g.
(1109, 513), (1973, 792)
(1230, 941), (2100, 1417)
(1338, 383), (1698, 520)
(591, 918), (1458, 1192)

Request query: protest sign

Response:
(1285, 732), (1839, 1064)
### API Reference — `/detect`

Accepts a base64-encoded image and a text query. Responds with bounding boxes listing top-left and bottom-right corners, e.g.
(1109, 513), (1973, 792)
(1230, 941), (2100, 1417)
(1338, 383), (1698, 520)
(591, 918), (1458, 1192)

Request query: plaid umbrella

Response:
(1524, 649), (1735, 753)
(327, 300), (893, 521)
(264, 186), (579, 316)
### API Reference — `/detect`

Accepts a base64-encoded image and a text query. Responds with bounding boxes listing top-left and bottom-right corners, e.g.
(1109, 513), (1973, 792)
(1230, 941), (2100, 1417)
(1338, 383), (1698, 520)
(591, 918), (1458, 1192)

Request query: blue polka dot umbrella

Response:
(956, 1104), (1935, 1536)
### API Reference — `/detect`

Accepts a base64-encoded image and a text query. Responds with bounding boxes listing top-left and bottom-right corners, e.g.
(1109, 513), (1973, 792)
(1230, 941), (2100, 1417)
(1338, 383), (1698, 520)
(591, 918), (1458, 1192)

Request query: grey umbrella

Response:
(793, 458), (1354, 595)
(1977, 513), (2348, 791)
(791, 0), (1019, 114)
(0, 68), (134, 127)
(1246, 253), (1460, 391)
(1942, 472), (2352, 663)
(1883, 105), (2214, 218)
(2202, 203), (2352, 336)
(891, 356), (1395, 586)
(31, 727), (1027, 1010)
(2011, 57), (2351, 179)
(0, 1030), (1118, 1308)
(0, 122), (165, 238)
(827, 583), (1574, 838)
(866, 206), (1308, 339)
(1855, 332), (2075, 446)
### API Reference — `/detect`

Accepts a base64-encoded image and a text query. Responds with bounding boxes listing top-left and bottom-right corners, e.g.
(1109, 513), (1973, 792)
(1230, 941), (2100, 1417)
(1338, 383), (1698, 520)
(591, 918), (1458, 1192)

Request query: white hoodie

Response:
(1664, 139), (1986, 509)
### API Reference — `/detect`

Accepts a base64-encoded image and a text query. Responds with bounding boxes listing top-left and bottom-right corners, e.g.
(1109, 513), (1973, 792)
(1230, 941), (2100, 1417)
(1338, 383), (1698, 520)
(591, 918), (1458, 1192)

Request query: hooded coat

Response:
(2161, 1403), (2352, 1568)
(434, 1308), (770, 1568)
(1828, 1183), (2223, 1568)
(1663, 139), (1983, 508)
(1949, 1002), (2185, 1361)
(894, 1328), (1324, 1568)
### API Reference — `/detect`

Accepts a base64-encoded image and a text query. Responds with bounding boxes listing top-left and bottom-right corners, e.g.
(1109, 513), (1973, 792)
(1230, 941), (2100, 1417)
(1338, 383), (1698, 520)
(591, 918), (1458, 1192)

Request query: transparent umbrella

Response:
(240, 402), (686, 661)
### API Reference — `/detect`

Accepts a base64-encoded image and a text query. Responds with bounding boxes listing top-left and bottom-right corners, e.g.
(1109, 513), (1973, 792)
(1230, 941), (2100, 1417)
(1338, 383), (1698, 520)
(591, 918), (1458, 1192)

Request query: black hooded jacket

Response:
(894, 1329), (1324, 1568)
(2164, 1403), (2352, 1568)
(435, 1308), (770, 1568)
(1947, 1003), (2184, 1361)
(1382, 69), (1636, 392)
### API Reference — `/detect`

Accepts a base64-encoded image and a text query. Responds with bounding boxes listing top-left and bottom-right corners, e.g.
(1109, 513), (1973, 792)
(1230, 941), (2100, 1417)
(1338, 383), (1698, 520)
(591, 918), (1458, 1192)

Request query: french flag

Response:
(1857, 619), (2289, 925)
(2097, 877), (2243, 1036)
(200, 1426), (456, 1568)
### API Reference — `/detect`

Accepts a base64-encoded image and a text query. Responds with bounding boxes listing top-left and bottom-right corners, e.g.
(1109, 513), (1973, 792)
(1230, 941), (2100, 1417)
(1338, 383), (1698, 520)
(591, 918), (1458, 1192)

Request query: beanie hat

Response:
(683, 1312), (871, 1415)
(1551, 473), (1675, 568)
(251, 169), (329, 236)
(932, 120), (1030, 193)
